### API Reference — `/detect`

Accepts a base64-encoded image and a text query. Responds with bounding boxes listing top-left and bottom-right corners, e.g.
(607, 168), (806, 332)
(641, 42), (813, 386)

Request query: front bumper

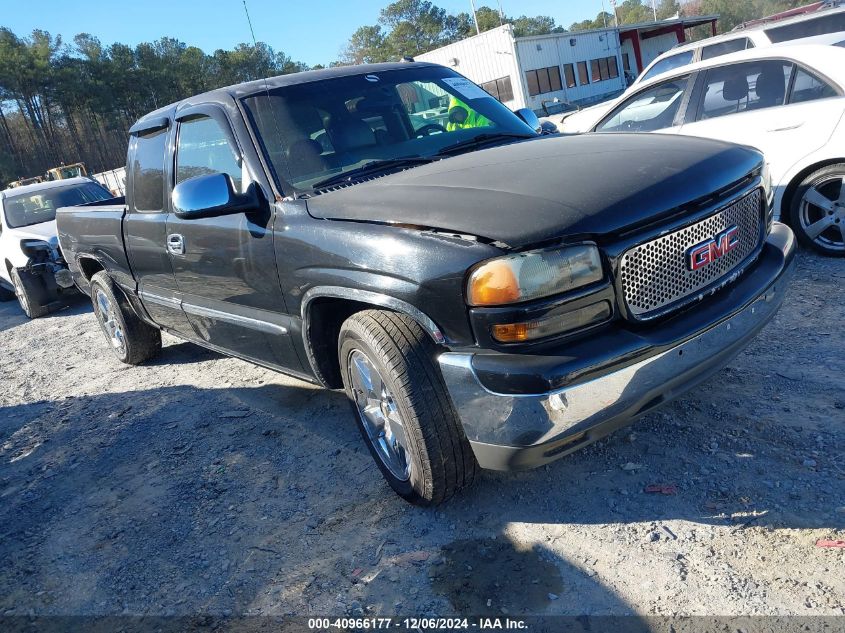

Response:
(439, 223), (796, 471)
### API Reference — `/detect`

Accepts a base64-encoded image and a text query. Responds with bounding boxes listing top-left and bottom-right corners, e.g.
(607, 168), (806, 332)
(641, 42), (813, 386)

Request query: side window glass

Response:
(130, 128), (167, 212)
(640, 51), (694, 83)
(765, 12), (845, 43)
(176, 116), (243, 192)
(789, 67), (838, 104)
(701, 38), (751, 61)
(596, 76), (689, 133)
(699, 61), (791, 120)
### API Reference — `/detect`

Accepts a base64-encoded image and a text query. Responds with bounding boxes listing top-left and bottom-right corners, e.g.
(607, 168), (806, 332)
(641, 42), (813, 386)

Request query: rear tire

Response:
(788, 164), (845, 257)
(11, 268), (49, 318)
(338, 310), (477, 505)
(90, 271), (161, 365)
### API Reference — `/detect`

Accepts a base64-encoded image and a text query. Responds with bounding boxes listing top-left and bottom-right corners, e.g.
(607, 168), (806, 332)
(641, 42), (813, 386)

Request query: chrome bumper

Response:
(439, 225), (795, 471)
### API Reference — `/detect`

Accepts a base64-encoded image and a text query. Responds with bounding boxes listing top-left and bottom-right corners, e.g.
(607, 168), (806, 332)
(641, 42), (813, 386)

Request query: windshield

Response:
(242, 65), (535, 194)
(2, 182), (112, 228)
(640, 50), (694, 83)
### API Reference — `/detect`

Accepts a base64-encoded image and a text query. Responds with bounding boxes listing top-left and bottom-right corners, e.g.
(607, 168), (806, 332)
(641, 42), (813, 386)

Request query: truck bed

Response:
(56, 197), (133, 295)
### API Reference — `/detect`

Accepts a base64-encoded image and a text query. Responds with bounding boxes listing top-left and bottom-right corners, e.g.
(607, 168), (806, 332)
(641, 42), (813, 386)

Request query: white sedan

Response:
(582, 44), (845, 256)
(554, 7), (845, 135)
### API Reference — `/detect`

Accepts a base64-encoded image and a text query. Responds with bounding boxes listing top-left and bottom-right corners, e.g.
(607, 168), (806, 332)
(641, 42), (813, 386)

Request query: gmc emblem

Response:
(686, 225), (739, 271)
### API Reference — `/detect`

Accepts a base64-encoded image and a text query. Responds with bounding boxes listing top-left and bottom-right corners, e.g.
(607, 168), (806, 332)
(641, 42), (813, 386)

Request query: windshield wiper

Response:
(435, 132), (535, 157)
(310, 157), (436, 191)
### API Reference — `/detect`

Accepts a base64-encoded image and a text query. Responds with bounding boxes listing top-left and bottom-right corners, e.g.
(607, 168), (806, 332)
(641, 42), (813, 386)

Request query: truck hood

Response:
(10, 220), (59, 246)
(305, 133), (762, 248)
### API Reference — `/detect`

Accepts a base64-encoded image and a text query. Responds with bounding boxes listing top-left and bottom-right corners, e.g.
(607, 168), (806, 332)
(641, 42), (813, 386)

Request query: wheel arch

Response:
(778, 157), (845, 225)
(76, 255), (106, 281)
(300, 287), (446, 389)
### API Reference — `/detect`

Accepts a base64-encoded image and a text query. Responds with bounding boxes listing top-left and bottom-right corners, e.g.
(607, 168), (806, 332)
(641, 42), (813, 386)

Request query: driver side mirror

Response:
(514, 108), (542, 134)
(172, 172), (259, 220)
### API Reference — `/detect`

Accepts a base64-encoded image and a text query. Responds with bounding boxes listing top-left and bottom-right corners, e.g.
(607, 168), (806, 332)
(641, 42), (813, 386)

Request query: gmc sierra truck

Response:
(57, 62), (795, 505)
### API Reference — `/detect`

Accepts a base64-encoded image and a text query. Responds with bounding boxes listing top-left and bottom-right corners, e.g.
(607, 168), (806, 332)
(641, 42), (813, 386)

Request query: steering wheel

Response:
(414, 123), (448, 138)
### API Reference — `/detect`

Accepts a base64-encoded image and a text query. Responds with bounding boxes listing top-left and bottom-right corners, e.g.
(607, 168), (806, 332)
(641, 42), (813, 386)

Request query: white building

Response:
(417, 16), (718, 113)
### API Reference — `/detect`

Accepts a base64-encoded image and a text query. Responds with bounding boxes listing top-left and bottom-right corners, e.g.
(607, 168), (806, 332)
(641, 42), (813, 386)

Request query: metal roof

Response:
(514, 15), (719, 43)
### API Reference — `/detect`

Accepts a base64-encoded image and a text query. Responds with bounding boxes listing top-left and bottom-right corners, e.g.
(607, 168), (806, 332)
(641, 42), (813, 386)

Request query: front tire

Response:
(788, 164), (845, 257)
(11, 268), (49, 318)
(338, 310), (477, 505)
(89, 271), (161, 365)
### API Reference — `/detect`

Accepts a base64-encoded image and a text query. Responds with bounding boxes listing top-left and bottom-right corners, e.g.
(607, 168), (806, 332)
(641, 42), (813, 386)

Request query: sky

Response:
(0, 0), (616, 67)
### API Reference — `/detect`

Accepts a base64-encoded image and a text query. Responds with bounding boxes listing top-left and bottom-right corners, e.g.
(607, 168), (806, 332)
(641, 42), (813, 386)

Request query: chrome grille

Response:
(620, 189), (763, 320)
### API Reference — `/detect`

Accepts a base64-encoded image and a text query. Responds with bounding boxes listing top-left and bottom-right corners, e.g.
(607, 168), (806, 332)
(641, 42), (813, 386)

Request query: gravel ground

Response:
(0, 250), (843, 619)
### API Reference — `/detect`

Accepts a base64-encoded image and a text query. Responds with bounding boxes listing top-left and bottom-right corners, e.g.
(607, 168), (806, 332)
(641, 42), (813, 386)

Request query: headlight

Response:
(466, 244), (603, 307)
(20, 239), (55, 260)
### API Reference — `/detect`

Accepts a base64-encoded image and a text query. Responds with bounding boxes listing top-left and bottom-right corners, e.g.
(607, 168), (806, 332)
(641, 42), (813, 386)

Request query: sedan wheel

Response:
(791, 165), (845, 257)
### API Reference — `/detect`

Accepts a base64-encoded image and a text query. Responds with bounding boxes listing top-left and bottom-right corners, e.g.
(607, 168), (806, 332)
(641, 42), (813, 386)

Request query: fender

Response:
(773, 114), (845, 220)
(299, 286), (448, 387)
(301, 286), (446, 344)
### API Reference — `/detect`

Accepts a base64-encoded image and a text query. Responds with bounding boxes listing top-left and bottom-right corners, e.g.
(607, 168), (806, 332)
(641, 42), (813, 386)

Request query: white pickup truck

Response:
(0, 177), (113, 317)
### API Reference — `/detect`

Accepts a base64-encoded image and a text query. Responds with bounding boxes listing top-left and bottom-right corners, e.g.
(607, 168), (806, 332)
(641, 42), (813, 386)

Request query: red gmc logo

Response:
(687, 225), (739, 271)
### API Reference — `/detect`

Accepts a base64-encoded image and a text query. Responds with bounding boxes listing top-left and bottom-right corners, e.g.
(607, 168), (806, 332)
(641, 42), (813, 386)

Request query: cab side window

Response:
(699, 60), (792, 121)
(789, 67), (839, 104)
(130, 128), (167, 212)
(596, 76), (689, 133)
(176, 116), (243, 192)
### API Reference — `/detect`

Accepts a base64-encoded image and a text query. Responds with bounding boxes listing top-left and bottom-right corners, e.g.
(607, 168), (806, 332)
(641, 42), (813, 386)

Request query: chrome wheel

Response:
(12, 271), (29, 315)
(799, 175), (845, 253)
(348, 349), (412, 481)
(95, 288), (125, 354)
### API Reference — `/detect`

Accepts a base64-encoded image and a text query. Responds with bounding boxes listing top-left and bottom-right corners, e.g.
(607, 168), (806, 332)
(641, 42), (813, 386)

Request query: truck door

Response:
(164, 106), (301, 371)
(124, 122), (196, 337)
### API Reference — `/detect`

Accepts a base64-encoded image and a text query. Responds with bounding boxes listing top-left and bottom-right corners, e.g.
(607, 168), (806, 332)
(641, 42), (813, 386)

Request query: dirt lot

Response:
(1, 250), (843, 619)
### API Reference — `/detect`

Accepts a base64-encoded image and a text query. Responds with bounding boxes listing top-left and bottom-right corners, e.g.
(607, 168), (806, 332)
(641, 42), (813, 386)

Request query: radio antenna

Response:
(241, 0), (287, 200)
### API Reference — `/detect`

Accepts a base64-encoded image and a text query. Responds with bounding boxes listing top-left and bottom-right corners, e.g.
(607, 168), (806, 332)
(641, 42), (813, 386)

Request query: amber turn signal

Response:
(467, 258), (521, 306)
(491, 301), (612, 343)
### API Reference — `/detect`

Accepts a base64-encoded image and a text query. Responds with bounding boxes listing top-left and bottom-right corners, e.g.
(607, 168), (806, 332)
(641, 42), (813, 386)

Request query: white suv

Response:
(0, 178), (113, 317)
(555, 6), (845, 133)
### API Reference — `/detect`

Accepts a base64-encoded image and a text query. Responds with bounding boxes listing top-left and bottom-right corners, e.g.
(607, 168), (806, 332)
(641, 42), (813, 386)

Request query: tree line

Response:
(0, 30), (308, 186)
(0, 0), (812, 187)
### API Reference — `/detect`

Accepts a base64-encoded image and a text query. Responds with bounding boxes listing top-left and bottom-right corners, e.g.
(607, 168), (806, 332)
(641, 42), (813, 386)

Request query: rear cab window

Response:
(129, 128), (167, 212)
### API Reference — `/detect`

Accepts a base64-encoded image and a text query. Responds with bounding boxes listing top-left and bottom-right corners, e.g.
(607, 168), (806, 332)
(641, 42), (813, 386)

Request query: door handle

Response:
(767, 122), (803, 132)
(167, 233), (185, 255)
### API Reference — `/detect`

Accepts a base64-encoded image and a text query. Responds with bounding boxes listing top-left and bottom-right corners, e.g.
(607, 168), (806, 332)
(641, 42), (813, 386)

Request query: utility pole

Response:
(609, 0), (619, 28)
(651, 0), (658, 21)
(497, 0), (504, 25)
(469, 0), (480, 34)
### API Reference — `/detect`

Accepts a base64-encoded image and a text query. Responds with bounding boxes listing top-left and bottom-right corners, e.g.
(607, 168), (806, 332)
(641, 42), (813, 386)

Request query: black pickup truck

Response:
(57, 62), (795, 505)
